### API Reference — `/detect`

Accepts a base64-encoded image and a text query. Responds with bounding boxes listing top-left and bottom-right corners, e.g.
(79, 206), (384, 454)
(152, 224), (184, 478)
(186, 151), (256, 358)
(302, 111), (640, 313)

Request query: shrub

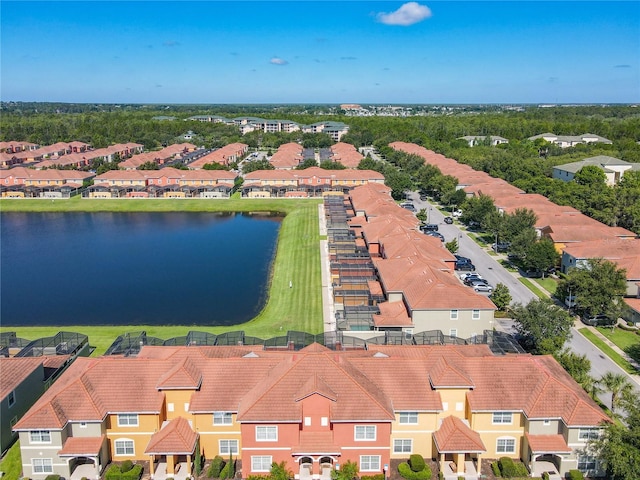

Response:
(105, 464), (142, 480)
(120, 460), (134, 473)
(491, 462), (501, 476)
(409, 454), (426, 473)
(513, 462), (528, 477)
(542, 473), (550, 480)
(360, 475), (384, 480)
(45, 476), (60, 480)
(397, 462), (431, 480)
(208, 456), (225, 478)
(568, 470), (584, 480)
(498, 457), (518, 478)
(438, 472), (444, 480)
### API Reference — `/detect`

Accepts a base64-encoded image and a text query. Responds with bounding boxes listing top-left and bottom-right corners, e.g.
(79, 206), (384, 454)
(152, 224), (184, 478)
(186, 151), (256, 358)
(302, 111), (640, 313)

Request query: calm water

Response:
(0, 212), (282, 326)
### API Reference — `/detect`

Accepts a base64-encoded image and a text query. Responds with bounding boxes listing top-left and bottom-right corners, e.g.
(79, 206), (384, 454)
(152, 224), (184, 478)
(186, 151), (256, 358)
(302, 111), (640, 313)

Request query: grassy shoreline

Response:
(0, 197), (324, 355)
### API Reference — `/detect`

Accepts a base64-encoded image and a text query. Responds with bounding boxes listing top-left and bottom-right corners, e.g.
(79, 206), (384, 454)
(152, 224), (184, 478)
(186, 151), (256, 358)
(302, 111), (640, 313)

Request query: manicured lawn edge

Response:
(518, 277), (548, 299)
(0, 441), (21, 480)
(578, 328), (637, 374)
(0, 198), (324, 355)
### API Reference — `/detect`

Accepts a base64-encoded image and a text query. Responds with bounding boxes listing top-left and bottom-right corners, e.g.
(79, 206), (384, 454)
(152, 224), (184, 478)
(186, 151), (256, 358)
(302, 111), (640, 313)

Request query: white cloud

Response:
(377, 2), (432, 26)
(270, 57), (288, 65)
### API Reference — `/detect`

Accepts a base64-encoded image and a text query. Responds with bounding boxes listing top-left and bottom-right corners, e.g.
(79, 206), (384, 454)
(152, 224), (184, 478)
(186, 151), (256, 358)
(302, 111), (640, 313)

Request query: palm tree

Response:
(576, 373), (603, 401)
(599, 372), (634, 415)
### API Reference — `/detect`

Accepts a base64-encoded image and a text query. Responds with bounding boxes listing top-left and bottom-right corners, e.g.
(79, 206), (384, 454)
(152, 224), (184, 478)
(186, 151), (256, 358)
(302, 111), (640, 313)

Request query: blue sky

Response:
(1, 1), (638, 104)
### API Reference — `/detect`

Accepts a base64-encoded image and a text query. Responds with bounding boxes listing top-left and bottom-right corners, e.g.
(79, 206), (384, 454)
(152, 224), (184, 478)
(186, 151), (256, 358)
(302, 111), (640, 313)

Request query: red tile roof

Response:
(434, 416), (486, 453)
(145, 417), (197, 455)
(524, 433), (572, 454)
(293, 431), (341, 455)
(0, 357), (44, 399)
(58, 435), (106, 456)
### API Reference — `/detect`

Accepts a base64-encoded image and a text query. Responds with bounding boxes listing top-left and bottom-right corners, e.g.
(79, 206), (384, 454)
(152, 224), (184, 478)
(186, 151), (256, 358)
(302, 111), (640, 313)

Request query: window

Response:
(117, 414), (138, 427)
(32, 458), (53, 474)
(472, 309), (480, 320)
(492, 412), (513, 424)
(449, 329), (457, 338)
(543, 419), (551, 426)
(578, 428), (600, 441)
(360, 455), (381, 471)
(10, 416), (18, 428)
(496, 438), (516, 454)
(29, 430), (51, 443)
(80, 422), (87, 429)
(219, 440), (239, 455)
(256, 426), (277, 441)
(304, 417), (312, 426)
(450, 310), (458, 320)
(115, 439), (135, 456)
(213, 412), (233, 425)
(251, 456), (272, 472)
(399, 412), (418, 424)
(393, 439), (412, 454)
(354, 425), (376, 441)
(168, 403), (175, 412)
(321, 417), (328, 426)
(577, 454), (597, 472)
(455, 402), (464, 412)
(8, 391), (15, 408)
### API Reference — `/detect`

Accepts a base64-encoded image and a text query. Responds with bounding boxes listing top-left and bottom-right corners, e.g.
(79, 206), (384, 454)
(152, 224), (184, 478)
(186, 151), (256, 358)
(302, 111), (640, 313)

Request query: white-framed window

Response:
(393, 439), (412, 454)
(543, 419), (551, 426)
(117, 414), (138, 427)
(168, 403), (175, 412)
(251, 456), (272, 472)
(184, 403), (189, 412)
(492, 412), (513, 424)
(8, 391), (15, 408)
(578, 428), (600, 441)
(399, 412), (418, 424)
(455, 402), (464, 412)
(360, 455), (381, 471)
(80, 422), (87, 429)
(213, 412), (233, 425)
(450, 309), (458, 320)
(219, 439), (239, 455)
(10, 416), (18, 428)
(496, 437), (516, 454)
(256, 426), (277, 441)
(449, 329), (457, 338)
(29, 430), (51, 443)
(354, 425), (376, 441)
(472, 309), (480, 320)
(115, 439), (135, 456)
(32, 458), (53, 474)
(304, 417), (312, 426)
(321, 417), (328, 427)
(577, 454), (597, 472)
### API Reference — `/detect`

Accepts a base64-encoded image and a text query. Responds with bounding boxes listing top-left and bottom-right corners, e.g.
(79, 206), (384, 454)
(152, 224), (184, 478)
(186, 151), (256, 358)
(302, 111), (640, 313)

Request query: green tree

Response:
(357, 156), (382, 171)
(295, 158), (318, 169)
(416, 208), (428, 223)
(139, 161), (159, 170)
(445, 238), (458, 254)
(592, 391), (640, 479)
(489, 283), (511, 311)
(269, 461), (292, 480)
(523, 238), (559, 277)
(242, 159), (274, 174)
(512, 298), (574, 354)
(383, 167), (412, 200)
(331, 461), (358, 480)
(599, 372), (634, 416)
(509, 227), (537, 259)
(574, 165), (607, 187)
(203, 162), (229, 170)
(503, 208), (537, 242)
(482, 210), (507, 248)
(461, 194), (495, 225)
(319, 160), (346, 170)
(558, 258), (627, 319)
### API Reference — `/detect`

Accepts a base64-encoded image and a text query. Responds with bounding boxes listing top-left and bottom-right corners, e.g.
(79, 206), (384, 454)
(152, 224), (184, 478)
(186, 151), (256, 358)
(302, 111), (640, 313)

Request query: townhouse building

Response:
(552, 155), (640, 186)
(528, 133), (612, 148)
(0, 168), (95, 198)
(329, 143), (363, 168)
(188, 143), (249, 169)
(14, 344), (609, 480)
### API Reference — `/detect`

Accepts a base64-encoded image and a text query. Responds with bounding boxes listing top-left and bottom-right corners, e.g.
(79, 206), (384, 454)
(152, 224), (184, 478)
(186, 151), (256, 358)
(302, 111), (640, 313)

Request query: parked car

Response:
(444, 216), (454, 224)
(401, 203), (416, 212)
(473, 284), (493, 293)
(460, 272), (483, 282)
(454, 254), (471, 263)
(420, 223), (439, 232)
(452, 209), (463, 218)
(491, 242), (511, 252)
(454, 260), (475, 271)
(465, 277), (489, 287)
(581, 314), (615, 327)
(425, 231), (445, 242)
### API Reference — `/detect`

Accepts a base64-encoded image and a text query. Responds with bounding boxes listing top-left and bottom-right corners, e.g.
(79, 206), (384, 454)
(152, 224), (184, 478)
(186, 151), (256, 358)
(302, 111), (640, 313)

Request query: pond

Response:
(0, 212), (282, 326)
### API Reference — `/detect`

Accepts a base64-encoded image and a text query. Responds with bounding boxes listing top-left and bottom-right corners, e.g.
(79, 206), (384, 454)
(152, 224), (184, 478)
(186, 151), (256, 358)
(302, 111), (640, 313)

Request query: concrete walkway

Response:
(318, 204), (336, 333)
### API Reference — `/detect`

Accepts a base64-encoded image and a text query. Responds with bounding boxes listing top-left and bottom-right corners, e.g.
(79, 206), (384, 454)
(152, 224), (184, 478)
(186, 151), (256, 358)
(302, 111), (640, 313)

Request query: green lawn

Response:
(518, 277), (548, 299)
(532, 276), (558, 295)
(596, 325), (640, 351)
(0, 198), (324, 355)
(578, 328), (638, 374)
(0, 442), (21, 480)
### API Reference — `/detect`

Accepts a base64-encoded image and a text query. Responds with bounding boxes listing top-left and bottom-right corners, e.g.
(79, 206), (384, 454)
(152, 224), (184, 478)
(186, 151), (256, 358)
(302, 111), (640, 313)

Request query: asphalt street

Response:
(406, 192), (640, 405)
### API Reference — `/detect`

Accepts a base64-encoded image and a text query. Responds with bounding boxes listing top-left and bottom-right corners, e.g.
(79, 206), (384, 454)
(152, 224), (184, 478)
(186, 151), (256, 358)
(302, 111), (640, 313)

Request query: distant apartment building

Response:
(458, 136), (509, 147)
(552, 155), (640, 186)
(528, 133), (612, 148)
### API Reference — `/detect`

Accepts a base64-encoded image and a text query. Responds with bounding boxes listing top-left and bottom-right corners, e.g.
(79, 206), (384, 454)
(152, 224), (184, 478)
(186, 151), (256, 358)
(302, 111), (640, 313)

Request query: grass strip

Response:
(0, 442), (21, 480)
(518, 277), (548, 299)
(533, 277), (558, 295)
(595, 325), (640, 351)
(578, 328), (637, 374)
(0, 198), (324, 355)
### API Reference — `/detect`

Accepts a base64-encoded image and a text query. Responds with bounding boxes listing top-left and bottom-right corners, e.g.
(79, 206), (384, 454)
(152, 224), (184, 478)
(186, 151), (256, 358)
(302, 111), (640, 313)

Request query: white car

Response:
(473, 284), (493, 293)
(459, 272), (483, 281)
(452, 209), (463, 218)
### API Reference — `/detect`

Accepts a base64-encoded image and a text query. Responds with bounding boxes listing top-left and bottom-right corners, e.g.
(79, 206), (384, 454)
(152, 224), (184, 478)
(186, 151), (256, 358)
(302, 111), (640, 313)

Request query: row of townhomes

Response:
(388, 142), (640, 325)
(13, 342), (610, 480)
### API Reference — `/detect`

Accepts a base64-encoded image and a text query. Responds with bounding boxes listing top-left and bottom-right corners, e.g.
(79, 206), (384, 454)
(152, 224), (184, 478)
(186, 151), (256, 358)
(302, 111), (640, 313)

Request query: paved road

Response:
(406, 192), (640, 402)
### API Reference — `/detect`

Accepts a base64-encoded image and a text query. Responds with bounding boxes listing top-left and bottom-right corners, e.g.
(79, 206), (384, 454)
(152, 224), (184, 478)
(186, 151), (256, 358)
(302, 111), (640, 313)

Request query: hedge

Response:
(409, 455), (426, 473)
(491, 462), (501, 476)
(397, 462), (431, 480)
(568, 470), (584, 480)
(360, 475), (385, 480)
(207, 456), (226, 478)
(497, 457), (527, 478)
(105, 464), (143, 480)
